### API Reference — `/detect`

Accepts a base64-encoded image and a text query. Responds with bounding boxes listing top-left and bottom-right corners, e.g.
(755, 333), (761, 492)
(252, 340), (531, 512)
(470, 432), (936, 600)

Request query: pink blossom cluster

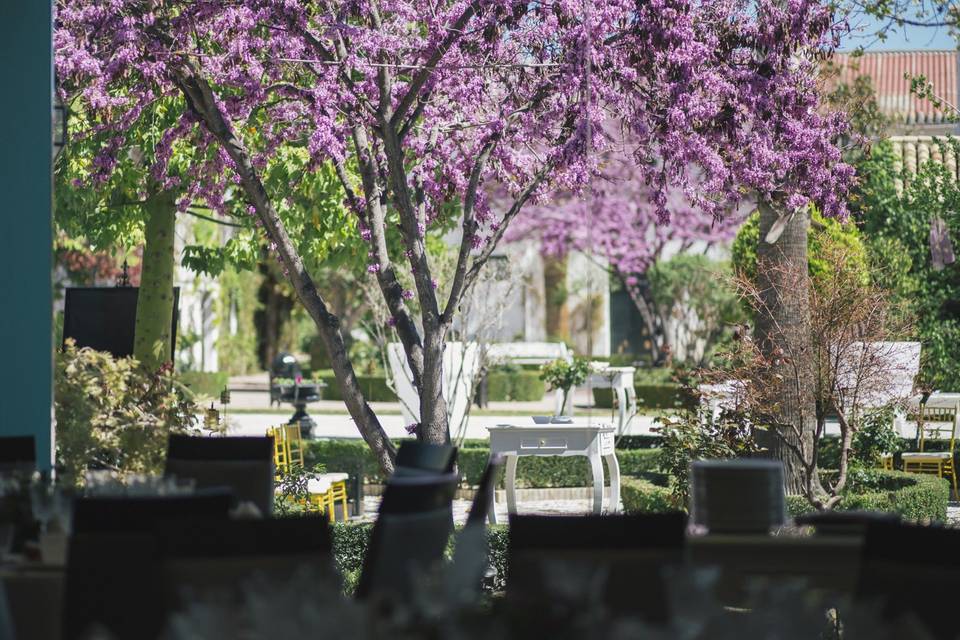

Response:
(56, 0), (853, 284)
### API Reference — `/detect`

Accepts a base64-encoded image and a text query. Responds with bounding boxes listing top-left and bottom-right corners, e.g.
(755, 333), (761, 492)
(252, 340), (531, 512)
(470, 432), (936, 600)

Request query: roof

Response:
(833, 51), (958, 125)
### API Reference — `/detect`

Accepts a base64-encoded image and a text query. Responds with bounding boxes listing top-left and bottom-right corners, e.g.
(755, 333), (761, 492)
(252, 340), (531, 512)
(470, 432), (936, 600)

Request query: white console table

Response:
(587, 365), (637, 434)
(486, 422), (620, 524)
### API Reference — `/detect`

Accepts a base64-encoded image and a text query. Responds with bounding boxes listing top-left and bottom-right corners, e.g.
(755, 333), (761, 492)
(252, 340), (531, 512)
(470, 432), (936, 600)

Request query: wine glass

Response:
(29, 473), (59, 534)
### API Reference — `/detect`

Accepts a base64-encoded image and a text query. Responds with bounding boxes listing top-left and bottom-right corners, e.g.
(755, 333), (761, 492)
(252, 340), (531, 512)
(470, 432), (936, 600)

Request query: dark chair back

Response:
(507, 512), (687, 624)
(0, 435), (35, 473)
(355, 472), (459, 599)
(857, 521), (960, 639)
(164, 435), (274, 515)
(71, 492), (233, 534)
(448, 454), (506, 598)
(393, 441), (457, 476)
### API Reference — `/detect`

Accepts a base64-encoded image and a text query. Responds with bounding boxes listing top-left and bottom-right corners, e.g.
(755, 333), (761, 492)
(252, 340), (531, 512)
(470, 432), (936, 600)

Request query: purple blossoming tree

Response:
(56, 0), (853, 473)
(508, 147), (745, 364)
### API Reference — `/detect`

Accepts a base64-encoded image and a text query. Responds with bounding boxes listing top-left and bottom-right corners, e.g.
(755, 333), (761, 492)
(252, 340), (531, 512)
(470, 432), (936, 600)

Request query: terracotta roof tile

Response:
(833, 51), (958, 124)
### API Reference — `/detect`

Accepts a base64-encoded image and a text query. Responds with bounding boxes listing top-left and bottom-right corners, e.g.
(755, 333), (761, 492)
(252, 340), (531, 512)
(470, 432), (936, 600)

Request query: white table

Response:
(586, 365), (637, 434)
(486, 422), (620, 524)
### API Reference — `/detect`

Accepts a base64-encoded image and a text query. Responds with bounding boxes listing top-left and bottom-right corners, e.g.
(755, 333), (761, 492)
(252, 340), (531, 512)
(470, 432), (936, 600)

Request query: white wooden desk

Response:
(586, 365), (637, 434)
(486, 422), (619, 524)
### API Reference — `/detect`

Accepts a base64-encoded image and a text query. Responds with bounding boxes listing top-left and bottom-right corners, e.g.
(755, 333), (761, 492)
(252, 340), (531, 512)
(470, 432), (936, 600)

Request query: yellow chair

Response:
(878, 453), (894, 471)
(268, 425), (349, 522)
(901, 401), (959, 499)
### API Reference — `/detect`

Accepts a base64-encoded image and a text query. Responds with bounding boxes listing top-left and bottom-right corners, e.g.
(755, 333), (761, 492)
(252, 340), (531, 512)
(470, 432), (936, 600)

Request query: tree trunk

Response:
(171, 68), (397, 474)
(754, 200), (817, 495)
(544, 254), (570, 343)
(622, 274), (663, 364)
(133, 192), (176, 371)
(419, 327), (450, 444)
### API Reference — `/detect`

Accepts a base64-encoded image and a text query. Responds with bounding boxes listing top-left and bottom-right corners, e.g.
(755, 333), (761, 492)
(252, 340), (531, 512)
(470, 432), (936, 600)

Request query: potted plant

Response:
(539, 357), (590, 422)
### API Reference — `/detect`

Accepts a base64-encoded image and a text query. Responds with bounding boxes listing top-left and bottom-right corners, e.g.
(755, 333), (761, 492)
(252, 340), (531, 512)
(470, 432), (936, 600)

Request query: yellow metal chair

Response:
(268, 425), (349, 522)
(900, 401), (959, 499)
(878, 453), (894, 471)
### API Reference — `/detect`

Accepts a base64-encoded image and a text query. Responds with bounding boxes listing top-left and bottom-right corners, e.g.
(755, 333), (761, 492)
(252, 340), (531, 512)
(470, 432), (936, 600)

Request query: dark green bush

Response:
(486, 369), (545, 402)
(305, 440), (661, 488)
(178, 370), (230, 398)
(621, 477), (677, 514)
(593, 384), (692, 410)
(314, 371), (396, 402)
(786, 470), (949, 523)
(330, 522), (510, 594)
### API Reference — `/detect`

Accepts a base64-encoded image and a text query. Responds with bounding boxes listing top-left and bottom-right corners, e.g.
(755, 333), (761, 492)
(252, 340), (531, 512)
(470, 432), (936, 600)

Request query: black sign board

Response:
(62, 287), (180, 360)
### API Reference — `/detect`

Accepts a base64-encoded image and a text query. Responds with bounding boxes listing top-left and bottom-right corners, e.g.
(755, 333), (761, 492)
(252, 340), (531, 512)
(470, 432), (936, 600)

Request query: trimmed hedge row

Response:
(305, 439), (661, 488)
(786, 470), (949, 522)
(621, 476), (675, 514)
(621, 467), (948, 524)
(314, 371), (397, 402)
(593, 384), (694, 411)
(486, 370), (545, 402)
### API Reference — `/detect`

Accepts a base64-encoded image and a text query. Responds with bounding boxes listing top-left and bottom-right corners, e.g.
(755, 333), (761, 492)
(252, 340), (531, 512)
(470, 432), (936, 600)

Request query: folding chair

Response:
(900, 400), (959, 499)
(268, 425), (349, 521)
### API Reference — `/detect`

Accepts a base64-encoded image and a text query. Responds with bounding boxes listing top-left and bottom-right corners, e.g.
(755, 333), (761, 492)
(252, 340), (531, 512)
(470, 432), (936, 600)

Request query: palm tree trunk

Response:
(754, 200), (817, 495)
(133, 192), (177, 371)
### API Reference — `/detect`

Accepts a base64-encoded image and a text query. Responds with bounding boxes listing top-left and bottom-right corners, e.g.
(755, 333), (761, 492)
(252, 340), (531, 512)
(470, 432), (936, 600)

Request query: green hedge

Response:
(486, 370), (545, 402)
(331, 522), (510, 594)
(786, 470), (949, 523)
(621, 476), (676, 514)
(178, 371), (230, 398)
(622, 468), (948, 523)
(305, 439), (661, 488)
(593, 384), (692, 411)
(314, 371), (397, 402)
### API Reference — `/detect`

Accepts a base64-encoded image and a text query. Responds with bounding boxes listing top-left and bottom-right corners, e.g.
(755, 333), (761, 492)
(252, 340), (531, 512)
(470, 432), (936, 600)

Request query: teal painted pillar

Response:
(0, 3), (53, 469)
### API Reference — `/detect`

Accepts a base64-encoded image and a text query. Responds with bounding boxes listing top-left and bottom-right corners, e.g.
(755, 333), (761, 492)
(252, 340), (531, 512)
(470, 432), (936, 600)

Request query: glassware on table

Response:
(0, 523), (14, 562)
(29, 473), (60, 534)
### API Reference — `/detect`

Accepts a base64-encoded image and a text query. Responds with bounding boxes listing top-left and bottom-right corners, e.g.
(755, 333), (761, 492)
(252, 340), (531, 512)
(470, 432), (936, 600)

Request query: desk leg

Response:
(615, 386), (628, 434)
(589, 453), (604, 514)
(604, 453), (621, 513)
(505, 454), (519, 516)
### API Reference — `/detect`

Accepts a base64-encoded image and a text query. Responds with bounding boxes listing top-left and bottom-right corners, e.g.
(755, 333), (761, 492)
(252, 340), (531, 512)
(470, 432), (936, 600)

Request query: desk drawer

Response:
(520, 437), (568, 451)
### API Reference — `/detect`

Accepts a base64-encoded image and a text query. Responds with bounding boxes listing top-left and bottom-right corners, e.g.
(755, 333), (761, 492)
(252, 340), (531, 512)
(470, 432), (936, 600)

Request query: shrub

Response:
(330, 522), (510, 594)
(850, 407), (902, 467)
(786, 469), (948, 523)
(55, 340), (202, 486)
(486, 369), (545, 402)
(621, 476), (677, 514)
(655, 407), (761, 508)
(178, 370), (230, 399)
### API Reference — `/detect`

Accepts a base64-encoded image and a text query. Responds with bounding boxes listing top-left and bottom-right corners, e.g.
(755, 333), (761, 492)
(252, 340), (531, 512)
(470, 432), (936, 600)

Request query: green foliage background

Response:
(853, 140), (960, 390)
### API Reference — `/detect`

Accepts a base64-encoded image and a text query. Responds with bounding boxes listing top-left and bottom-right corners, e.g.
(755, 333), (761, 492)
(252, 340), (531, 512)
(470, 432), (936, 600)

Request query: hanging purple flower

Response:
(404, 423), (420, 435)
